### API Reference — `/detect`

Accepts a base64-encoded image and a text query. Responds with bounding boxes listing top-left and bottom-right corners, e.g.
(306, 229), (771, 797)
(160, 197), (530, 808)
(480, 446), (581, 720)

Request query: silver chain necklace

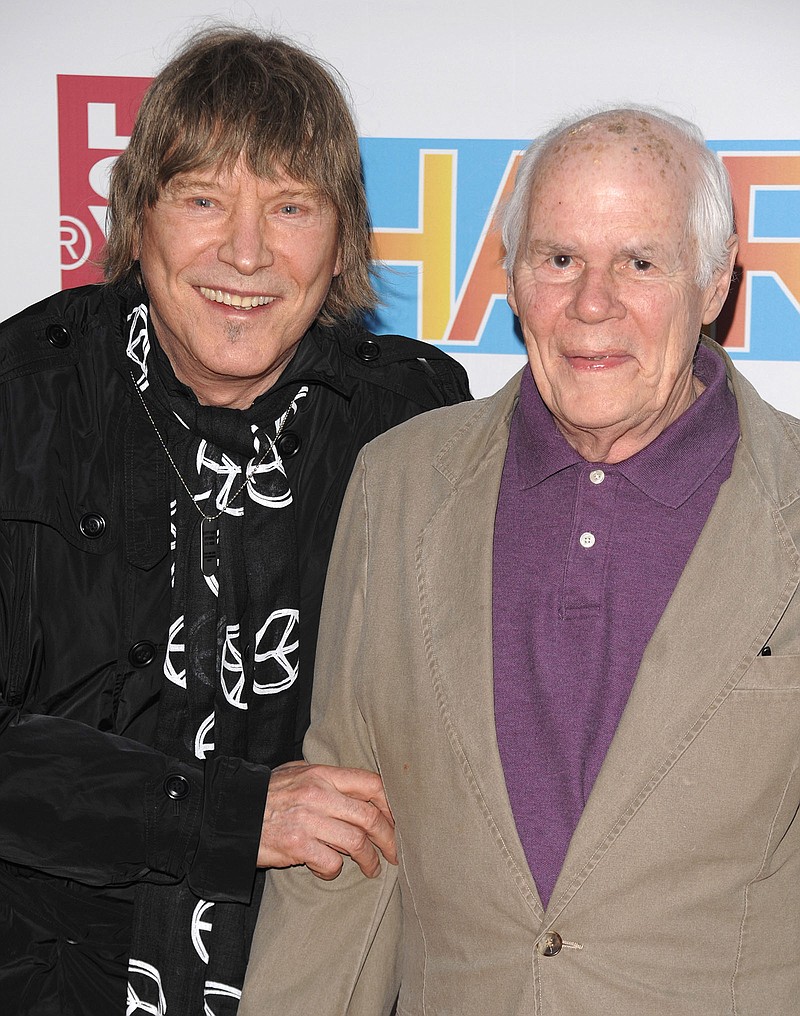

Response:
(130, 371), (291, 576)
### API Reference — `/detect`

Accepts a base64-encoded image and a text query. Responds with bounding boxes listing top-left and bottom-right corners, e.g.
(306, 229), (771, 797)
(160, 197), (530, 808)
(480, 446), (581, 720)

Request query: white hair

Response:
(501, 104), (735, 288)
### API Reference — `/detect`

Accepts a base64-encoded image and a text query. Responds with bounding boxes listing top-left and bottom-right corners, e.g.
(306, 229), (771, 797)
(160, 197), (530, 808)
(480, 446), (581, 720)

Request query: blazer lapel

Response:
(417, 375), (544, 914)
(549, 421), (800, 915)
(414, 350), (800, 924)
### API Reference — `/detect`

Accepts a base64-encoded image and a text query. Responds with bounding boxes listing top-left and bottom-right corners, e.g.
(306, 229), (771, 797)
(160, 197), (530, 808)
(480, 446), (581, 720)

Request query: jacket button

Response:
(79, 513), (106, 539)
(163, 774), (190, 800)
(356, 339), (381, 362)
(539, 931), (563, 957)
(46, 323), (71, 348)
(129, 640), (156, 668)
(276, 431), (301, 458)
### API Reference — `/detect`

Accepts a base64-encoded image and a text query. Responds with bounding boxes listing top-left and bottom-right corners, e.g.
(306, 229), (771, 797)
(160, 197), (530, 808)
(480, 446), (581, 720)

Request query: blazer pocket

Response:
(735, 655), (800, 691)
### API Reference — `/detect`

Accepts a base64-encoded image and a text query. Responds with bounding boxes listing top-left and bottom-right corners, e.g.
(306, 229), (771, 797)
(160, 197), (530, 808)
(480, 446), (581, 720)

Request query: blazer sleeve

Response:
(240, 450), (402, 1016)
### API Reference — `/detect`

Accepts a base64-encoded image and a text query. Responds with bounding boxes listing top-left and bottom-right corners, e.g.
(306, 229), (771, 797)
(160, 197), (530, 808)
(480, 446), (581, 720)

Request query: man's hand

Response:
(258, 761), (398, 880)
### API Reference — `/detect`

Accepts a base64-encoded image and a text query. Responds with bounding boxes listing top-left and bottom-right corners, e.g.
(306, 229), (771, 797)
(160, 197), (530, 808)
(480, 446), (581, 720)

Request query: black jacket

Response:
(0, 285), (470, 946)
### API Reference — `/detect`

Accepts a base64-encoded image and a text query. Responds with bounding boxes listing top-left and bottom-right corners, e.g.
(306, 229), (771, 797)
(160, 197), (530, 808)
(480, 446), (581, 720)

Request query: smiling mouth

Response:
(567, 353), (630, 370)
(199, 287), (276, 309)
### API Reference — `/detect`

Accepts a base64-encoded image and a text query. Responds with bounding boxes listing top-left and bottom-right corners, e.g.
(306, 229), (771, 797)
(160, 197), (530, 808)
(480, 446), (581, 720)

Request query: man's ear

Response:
(702, 235), (738, 326)
(507, 272), (518, 317)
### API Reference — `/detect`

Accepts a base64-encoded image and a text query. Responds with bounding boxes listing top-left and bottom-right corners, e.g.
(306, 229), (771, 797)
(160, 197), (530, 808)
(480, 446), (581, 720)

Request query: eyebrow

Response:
(525, 240), (580, 257)
(274, 189), (320, 201)
(526, 237), (671, 260)
(619, 243), (666, 261)
(160, 178), (229, 204)
(164, 176), (322, 203)
(527, 237), (577, 251)
(165, 176), (222, 194)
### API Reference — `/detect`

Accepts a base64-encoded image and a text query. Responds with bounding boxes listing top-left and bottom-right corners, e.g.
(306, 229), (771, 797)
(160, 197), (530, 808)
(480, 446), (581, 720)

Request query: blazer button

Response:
(276, 431), (301, 458)
(46, 323), (71, 348)
(79, 512), (106, 539)
(163, 774), (190, 800)
(356, 339), (381, 362)
(538, 931), (563, 957)
(129, 640), (156, 668)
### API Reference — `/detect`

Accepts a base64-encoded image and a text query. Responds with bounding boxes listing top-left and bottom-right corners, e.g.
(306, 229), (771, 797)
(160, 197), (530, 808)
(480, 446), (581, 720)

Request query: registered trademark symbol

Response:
(59, 215), (92, 270)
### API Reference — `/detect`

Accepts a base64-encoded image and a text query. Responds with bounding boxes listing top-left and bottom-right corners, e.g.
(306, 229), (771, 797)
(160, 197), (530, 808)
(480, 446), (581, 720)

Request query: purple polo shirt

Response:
(492, 344), (739, 907)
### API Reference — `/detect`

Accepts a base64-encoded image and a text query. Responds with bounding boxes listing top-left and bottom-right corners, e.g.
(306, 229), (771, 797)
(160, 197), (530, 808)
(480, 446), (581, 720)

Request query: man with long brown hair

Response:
(0, 27), (469, 1015)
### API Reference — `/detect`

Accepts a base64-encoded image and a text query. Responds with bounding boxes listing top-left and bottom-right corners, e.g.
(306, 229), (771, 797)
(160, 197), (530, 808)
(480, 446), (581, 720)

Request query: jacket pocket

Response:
(735, 656), (800, 691)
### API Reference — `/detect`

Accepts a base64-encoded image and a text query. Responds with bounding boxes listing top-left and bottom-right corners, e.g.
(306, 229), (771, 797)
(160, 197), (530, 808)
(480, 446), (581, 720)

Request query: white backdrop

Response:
(2, 0), (799, 404)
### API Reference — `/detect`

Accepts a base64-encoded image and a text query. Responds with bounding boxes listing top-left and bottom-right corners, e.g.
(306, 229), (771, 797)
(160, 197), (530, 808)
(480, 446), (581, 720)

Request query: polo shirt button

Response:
(589, 469), (605, 484)
(163, 774), (190, 800)
(579, 531), (595, 548)
(356, 339), (381, 361)
(79, 513), (106, 539)
(129, 640), (156, 668)
(539, 931), (563, 957)
(46, 323), (71, 348)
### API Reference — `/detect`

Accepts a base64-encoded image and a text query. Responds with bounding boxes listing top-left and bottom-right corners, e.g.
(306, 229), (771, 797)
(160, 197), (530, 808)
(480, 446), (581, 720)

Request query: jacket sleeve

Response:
(240, 450), (401, 1016)
(0, 522), (269, 901)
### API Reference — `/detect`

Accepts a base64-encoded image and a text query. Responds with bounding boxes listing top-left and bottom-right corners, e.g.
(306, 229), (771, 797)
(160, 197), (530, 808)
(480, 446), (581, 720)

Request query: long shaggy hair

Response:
(104, 27), (375, 324)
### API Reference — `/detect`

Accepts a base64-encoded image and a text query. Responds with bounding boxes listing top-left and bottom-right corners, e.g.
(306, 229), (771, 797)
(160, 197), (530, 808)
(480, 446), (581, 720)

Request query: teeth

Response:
(199, 287), (275, 309)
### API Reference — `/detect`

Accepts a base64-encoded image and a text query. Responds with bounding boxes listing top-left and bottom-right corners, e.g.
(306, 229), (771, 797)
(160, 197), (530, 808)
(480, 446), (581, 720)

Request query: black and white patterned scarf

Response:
(124, 303), (305, 1015)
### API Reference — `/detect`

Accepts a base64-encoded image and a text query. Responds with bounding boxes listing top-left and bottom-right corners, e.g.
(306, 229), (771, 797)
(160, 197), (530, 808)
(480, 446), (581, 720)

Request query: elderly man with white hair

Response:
(240, 105), (800, 1016)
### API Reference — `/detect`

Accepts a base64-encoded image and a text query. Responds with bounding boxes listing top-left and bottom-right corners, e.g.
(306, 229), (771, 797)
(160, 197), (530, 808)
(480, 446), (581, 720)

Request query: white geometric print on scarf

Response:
(253, 608), (299, 695)
(220, 623), (247, 710)
(190, 388), (308, 518)
(126, 959), (166, 1016)
(191, 899), (214, 964)
(192, 443), (248, 518)
(204, 981), (243, 1015)
(194, 711), (215, 759)
(163, 614), (186, 688)
(168, 498), (177, 587)
(241, 423), (295, 509)
(126, 304), (151, 393)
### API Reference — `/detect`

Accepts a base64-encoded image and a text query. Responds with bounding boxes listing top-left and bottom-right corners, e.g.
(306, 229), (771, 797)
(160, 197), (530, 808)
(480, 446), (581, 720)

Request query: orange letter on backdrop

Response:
(444, 152), (521, 344)
(722, 153), (800, 350)
(372, 150), (456, 341)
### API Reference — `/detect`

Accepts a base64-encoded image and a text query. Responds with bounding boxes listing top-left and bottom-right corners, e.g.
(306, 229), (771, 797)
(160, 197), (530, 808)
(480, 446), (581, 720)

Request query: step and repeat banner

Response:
(3, 0), (799, 405)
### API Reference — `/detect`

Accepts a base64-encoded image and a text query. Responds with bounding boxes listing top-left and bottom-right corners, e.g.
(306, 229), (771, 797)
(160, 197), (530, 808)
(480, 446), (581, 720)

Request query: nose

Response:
(217, 205), (274, 275)
(566, 266), (626, 323)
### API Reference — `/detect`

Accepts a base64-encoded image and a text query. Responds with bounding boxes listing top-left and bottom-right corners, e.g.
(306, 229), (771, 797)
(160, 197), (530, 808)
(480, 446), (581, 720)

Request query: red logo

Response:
(57, 75), (151, 288)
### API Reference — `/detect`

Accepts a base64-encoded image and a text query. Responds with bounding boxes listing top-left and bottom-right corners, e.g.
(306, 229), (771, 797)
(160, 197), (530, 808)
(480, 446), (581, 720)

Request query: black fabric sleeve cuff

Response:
(187, 756), (271, 904)
(143, 758), (205, 881)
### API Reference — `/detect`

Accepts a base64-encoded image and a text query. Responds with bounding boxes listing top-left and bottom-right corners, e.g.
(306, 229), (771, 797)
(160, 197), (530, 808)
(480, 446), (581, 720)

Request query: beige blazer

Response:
(241, 341), (800, 1016)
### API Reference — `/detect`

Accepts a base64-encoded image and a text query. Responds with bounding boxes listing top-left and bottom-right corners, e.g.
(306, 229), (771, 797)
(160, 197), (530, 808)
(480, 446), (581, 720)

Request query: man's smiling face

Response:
(507, 117), (736, 463)
(138, 157), (341, 409)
